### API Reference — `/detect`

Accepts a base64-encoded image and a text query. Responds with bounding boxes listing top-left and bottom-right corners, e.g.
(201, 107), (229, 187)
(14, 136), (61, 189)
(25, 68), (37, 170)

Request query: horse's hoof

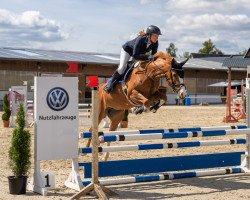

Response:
(151, 108), (157, 113)
(133, 106), (144, 115)
(150, 101), (160, 113)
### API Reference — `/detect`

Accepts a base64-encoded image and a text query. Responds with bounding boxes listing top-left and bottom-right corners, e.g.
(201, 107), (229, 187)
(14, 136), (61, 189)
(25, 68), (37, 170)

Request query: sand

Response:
(1, 105), (250, 200)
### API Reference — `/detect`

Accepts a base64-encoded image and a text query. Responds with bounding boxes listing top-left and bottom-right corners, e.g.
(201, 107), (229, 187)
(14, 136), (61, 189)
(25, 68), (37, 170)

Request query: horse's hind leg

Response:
(104, 109), (125, 161)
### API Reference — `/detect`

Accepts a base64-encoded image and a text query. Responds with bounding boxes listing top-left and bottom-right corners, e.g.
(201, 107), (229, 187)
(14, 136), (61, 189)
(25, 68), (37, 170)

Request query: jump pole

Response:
(70, 88), (116, 200)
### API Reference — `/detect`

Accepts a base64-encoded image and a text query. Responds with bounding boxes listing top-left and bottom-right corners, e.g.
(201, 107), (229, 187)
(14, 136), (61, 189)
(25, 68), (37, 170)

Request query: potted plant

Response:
(8, 103), (31, 195)
(120, 109), (129, 128)
(2, 94), (11, 127)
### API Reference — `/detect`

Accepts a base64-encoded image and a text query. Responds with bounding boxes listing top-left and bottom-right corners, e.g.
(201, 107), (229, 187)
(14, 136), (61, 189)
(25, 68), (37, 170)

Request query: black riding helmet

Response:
(146, 25), (162, 35)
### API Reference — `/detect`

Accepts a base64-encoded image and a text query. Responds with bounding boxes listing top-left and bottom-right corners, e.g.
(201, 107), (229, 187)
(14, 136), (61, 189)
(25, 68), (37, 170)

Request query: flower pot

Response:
(8, 176), (27, 195)
(120, 121), (128, 128)
(3, 120), (10, 127)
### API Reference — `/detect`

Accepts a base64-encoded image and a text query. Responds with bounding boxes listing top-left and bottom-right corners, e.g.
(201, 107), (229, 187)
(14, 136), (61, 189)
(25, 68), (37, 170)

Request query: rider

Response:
(103, 25), (162, 93)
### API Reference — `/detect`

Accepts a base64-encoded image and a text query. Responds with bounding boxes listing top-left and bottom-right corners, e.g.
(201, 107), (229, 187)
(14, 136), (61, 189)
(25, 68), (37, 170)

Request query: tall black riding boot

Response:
(103, 71), (122, 93)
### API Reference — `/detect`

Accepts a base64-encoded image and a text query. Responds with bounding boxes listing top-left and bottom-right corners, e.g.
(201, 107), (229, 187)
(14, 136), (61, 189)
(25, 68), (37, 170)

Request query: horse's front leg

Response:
(129, 90), (153, 114)
(130, 90), (167, 114)
(149, 90), (167, 113)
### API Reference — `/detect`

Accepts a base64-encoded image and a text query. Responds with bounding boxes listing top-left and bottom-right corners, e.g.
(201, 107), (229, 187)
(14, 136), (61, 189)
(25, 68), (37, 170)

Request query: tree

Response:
(183, 51), (190, 58)
(198, 39), (224, 55)
(9, 104), (31, 177)
(166, 43), (178, 57)
(2, 94), (11, 124)
(212, 48), (224, 55)
(198, 39), (215, 54)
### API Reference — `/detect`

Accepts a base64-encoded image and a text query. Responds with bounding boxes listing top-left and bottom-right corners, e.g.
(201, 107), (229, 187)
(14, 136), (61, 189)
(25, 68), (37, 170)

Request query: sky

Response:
(0, 0), (249, 56)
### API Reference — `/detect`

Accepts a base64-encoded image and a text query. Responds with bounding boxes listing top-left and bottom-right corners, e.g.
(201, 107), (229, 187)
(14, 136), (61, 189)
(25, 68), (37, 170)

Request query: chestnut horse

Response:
(88, 51), (189, 159)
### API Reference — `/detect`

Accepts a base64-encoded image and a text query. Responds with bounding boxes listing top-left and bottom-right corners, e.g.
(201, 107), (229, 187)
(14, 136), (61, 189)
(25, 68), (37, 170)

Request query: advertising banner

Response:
(34, 77), (79, 160)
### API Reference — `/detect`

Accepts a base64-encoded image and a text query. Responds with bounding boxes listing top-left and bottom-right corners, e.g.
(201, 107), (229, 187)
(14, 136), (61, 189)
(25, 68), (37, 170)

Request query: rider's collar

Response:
(145, 36), (152, 47)
(143, 36), (150, 44)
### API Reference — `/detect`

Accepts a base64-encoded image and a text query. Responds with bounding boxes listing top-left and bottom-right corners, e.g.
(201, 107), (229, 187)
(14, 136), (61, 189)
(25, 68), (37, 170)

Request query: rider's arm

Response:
(132, 37), (151, 61)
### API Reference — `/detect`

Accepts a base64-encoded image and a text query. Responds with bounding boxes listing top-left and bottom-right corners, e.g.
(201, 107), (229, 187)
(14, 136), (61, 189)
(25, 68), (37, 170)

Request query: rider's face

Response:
(150, 34), (159, 43)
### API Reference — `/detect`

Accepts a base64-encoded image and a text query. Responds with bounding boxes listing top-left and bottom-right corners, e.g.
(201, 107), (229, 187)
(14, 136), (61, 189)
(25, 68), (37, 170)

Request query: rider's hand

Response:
(148, 55), (154, 61)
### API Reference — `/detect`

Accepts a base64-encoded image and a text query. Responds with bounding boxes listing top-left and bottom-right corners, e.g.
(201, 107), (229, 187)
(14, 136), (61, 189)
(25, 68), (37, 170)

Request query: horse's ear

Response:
(172, 57), (189, 69)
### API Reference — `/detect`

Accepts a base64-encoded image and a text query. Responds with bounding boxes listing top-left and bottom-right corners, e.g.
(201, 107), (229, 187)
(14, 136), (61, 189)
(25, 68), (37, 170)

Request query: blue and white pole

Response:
(80, 125), (247, 139)
(80, 138), (246, 154)
(99, 128), (250, 143)
(82, 167), (244, 186)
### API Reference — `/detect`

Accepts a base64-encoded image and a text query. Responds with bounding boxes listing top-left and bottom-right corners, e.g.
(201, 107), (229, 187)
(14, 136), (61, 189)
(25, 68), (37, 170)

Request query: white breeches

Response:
(117, 48), (131, 75)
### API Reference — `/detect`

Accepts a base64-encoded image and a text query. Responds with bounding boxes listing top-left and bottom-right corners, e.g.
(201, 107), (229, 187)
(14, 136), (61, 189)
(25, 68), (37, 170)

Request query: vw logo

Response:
(47, 87), (69, 111)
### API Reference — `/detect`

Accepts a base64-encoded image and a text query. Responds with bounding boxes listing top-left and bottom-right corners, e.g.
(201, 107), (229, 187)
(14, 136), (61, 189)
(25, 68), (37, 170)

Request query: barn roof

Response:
(221, 48), (250, 68)
(0, 47), (246, 71)
(0, 47), (119, 65)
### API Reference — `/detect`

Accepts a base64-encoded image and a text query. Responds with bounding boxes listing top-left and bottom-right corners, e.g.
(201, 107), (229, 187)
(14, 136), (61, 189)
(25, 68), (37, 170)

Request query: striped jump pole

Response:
(80, 125), (247, 139)
(82, 167), (244, 186)
(80, 138), (246, 154)
(99, 128), (250, 143)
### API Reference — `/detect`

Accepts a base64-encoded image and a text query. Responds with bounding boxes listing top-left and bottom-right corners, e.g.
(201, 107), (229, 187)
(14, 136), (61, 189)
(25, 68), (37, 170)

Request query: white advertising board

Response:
(34, 77), (78, 160)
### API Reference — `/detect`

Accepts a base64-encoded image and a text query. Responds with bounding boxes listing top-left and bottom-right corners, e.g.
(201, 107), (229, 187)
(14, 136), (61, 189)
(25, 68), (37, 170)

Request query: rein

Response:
(141, 60), (185, 93)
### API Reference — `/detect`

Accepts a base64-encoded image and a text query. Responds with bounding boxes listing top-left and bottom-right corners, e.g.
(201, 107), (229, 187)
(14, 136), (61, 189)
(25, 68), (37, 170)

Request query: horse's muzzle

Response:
(178, 86), (187, 99)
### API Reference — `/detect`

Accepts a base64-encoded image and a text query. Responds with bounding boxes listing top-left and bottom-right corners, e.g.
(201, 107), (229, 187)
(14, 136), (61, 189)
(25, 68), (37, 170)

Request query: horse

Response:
(88, 51), (189, 160)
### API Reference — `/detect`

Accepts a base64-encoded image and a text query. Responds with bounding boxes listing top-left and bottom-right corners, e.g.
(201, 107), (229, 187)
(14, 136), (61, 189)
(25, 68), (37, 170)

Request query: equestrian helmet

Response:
(146, 25), (162, 35)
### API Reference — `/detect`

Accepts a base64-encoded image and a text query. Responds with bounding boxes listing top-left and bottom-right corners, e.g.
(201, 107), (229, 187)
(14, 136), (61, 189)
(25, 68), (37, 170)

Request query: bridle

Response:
(141, 60), (186, 93)
(169, 67), (186, 93)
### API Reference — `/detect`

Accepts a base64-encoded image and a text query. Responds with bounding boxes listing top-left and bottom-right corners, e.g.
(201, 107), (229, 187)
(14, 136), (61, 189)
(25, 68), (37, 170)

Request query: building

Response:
(183, 53), (246, 104)
(0, 47), (247, 105)
(0, 47), (119, 103)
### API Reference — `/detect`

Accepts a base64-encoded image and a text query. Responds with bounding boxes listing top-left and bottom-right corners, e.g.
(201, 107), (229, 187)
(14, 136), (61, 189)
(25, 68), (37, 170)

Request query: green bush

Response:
(9, 104), (31, 177)
(2, 94), (11, 121)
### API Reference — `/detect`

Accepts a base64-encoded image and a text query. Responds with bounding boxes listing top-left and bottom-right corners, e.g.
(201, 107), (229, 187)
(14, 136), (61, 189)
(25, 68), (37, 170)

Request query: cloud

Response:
(166, 13), (250, 31)
(139, 0), (158, 5)
(160, 1), (250, 54)
(0, 9), (68, 45)
(165, 0), (250, 14)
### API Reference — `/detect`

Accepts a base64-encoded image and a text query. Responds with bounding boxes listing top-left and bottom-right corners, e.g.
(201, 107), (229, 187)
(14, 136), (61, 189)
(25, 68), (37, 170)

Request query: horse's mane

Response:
(154, 51), (172, 63)
(137, 51), (172, 68)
